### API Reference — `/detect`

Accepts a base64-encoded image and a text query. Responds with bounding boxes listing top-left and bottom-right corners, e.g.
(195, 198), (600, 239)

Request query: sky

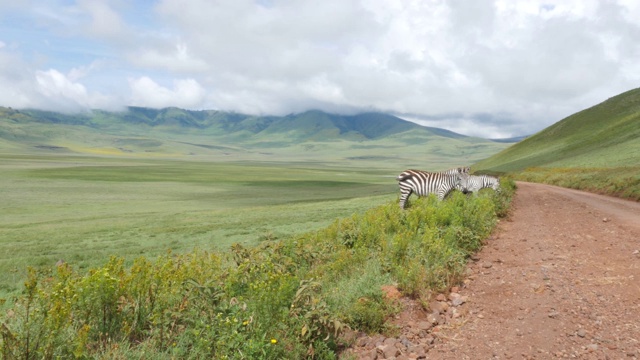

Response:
(1, 0), (639, 138)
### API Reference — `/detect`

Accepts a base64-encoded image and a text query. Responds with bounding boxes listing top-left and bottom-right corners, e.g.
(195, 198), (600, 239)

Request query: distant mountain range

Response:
(489, 135), (529, 143)
(2, 106), (493, 139)
(0, 106), (514, 168)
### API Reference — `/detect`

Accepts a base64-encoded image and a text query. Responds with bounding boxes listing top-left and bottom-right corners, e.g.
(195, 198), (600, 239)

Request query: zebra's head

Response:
(491, 177), (501, 192)
(455, 171), (471, 193)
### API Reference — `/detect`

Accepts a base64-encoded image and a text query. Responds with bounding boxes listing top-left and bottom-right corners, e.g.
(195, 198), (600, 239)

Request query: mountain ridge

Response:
(0, 106), (512, 167)
(1, 106), (495, 140)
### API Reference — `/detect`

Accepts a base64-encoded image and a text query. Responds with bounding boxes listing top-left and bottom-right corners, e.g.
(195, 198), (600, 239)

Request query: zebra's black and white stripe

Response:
(443, 166), (470, 176)
(396, 168), (469, 209)
(458, 174), (500, 194)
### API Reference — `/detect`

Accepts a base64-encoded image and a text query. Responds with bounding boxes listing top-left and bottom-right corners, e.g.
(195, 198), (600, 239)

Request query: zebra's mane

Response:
(443, 166), (470, 175)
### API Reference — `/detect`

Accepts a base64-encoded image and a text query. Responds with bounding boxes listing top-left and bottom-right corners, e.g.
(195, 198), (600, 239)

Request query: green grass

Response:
(0, 154), (397, 298)
(513, 166), (640, 201)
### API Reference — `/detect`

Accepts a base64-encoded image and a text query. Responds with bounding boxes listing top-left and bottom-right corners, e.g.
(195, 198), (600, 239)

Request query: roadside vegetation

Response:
(513, 167), (640, 201)
(0, 171), (515, 359)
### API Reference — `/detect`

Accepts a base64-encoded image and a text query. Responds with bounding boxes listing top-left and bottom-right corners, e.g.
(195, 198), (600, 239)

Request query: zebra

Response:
(444, 166), (470, 176)
(458, 174), (500, 195)
(396, 168), (470, 209)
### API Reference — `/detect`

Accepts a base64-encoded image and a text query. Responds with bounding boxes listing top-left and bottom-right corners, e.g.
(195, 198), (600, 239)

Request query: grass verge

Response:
(0, 179), (515, 359)
(514, 167), (640, 201)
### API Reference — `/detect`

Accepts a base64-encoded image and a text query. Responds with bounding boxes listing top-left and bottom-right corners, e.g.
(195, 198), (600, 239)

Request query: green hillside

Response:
(474, 88), (640, 172)
(0, 106), (509, 169)
(473, 87), (640, 200)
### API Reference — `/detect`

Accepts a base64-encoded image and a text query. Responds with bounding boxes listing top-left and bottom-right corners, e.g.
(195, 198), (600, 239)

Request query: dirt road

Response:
(346, 182), (640, 360)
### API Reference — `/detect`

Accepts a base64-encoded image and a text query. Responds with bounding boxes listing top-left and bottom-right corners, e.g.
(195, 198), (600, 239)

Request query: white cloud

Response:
(36, 69), (88, 99)
(129, 76), (206, 108)
(128, 42), (209, 73)
(298, 74), (345, 105)
(35, 69), (120, 111)
(0, 51), (34, 109)
(1, 0), (640, 137)
(0, 47), (119, 111)
(74, 0), (128, 39)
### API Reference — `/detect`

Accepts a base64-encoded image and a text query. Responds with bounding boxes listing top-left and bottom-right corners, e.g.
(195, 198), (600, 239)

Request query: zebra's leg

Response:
(437, 184), (451, 201)
(399, 189), (412, 209)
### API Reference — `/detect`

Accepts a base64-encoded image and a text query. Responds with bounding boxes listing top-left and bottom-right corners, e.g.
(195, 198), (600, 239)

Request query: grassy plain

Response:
(0, 168), (515, 359)
(0, 154), (399, 298)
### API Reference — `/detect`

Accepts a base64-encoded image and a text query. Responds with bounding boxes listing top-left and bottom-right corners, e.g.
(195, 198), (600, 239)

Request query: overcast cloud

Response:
(1, 0), (639, 138)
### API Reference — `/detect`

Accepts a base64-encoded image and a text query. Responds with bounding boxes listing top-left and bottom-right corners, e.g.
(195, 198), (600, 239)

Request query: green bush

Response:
(1, 179), (515, 359)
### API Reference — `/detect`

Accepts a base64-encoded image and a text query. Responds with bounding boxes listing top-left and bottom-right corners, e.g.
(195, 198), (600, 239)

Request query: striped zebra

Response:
(444, 166), (470, 175)
(396, 168), (469, 209)
(458, 174), (500, 194)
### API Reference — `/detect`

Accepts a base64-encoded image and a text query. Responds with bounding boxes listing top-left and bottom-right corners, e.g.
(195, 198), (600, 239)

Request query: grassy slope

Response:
(473, 88), (640, 200)
(474, 87), (640, 172)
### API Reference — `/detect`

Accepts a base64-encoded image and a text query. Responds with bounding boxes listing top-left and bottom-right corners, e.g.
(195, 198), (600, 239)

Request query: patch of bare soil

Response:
(343, 182), (640, 360)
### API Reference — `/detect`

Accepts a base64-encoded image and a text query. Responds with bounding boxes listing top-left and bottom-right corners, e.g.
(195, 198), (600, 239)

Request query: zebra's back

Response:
(396, 169), (463, 209)
(443, 166), (470, 175)
(463, 174), (500, 193)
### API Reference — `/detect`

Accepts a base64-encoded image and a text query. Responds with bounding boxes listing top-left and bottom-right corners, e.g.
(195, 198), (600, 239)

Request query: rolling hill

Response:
(0, 107), (510, 169)
(472, 87), (640, 201)
(474, 87), (640, 172)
